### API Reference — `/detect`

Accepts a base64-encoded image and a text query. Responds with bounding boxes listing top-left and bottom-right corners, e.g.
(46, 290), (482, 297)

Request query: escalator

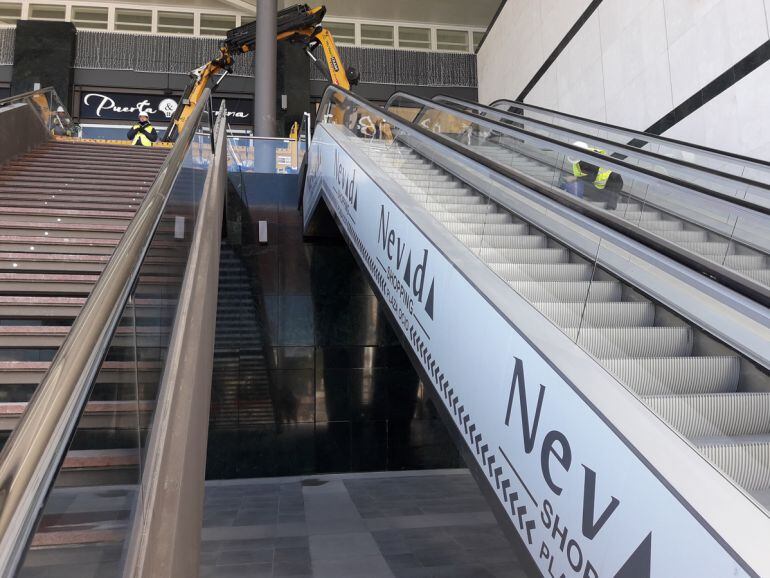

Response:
(385, 93), (770, 298)
(304, 86), (770, 577)
(483, 96), (770, 187)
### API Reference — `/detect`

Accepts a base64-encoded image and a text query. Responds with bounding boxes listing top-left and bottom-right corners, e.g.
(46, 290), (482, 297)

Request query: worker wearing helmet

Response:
(127, 112), (158, 147)
(566, 141), (622, 210)
(51, 106), (77, 137)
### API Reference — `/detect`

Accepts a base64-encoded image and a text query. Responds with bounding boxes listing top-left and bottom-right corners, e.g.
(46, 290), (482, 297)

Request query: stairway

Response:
(344, 131), (770, 510)
(210, 243), (275, 431)
(0, 140), (169, 554)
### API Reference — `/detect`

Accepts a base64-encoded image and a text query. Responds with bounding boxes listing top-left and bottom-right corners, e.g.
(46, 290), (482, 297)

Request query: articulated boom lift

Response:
(163, 3), (357, 142)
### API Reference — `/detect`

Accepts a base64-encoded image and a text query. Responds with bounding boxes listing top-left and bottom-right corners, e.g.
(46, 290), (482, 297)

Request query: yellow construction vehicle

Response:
(163, 3), (357, 142)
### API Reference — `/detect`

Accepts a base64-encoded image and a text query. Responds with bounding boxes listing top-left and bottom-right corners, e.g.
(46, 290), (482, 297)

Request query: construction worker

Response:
(51, 106), (77, 137)
(127, 112), (158, 147)
(566, 141), (622, 210)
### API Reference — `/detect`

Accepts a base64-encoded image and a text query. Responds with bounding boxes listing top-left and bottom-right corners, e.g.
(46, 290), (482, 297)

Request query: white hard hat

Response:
(572, 141), (588, 149)
(56, 106), (65, 113)
(138, 111), (149, 119)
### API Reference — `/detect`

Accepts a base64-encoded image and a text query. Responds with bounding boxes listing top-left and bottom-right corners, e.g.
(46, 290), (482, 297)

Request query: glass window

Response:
(0, 3), (21, 25)
(200, 13), (236, 36)
(473, 30), (485, 51)
(29, 4), (66, 20)
(398, 26), (430, 50)
(72, 6), (108, 30)
(115, 8), (152, 32)
(324, 20), (355, 45)
(436, 28), (469, 52)
(360, 23), (393, 47)
(157, 11), (194, 34)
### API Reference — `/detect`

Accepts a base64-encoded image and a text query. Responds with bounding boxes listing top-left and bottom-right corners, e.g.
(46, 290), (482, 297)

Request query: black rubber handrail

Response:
(321, 85), (770, 307)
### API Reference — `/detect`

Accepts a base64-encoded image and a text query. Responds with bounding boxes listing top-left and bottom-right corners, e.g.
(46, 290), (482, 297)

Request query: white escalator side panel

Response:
(303, 125), (768, 578)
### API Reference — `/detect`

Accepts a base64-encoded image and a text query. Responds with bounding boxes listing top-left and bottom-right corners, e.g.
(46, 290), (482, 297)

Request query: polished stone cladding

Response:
(206, 172), (462, 478)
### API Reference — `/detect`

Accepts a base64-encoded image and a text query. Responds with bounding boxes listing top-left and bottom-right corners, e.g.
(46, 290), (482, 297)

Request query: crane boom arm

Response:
(163, 4), (354, 142)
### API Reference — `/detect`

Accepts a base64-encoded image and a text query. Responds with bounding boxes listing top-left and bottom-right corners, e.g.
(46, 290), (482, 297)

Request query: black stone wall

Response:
(206, 172), (461, 479)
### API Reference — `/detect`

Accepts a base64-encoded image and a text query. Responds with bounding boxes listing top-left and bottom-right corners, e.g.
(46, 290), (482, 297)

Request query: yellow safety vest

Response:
(131, 124), (155, 147)
(572, 147), (612, 189)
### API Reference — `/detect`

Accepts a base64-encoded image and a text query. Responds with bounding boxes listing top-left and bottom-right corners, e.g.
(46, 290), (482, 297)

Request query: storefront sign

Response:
(79, 91), (253, 125)
(304, 124), (754, 578)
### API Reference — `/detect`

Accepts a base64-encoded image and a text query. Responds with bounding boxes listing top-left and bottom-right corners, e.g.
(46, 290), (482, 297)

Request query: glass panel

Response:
(15, 110), (214, 577)
(399, 26), (430, 49)
(436, 28), (468, 51)
(28, 4), (65, 20)
(115, 8), (152, 32)
(473, 30), (485, 50)
(157, 10), (193, 34)
(72, 6), (108, 30)
(324, 20), (355, 44)
(360, 23), (393, 47)
(200, 13), (236, 36)
(0, 2), (22, 24)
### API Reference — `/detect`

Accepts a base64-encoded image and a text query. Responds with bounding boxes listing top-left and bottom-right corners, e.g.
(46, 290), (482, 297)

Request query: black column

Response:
(276, 42), (311, 137)
(11, 21), (77, 111)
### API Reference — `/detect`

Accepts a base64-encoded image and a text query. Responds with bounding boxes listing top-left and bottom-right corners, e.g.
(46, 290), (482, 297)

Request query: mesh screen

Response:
(73, 31), (476, 87)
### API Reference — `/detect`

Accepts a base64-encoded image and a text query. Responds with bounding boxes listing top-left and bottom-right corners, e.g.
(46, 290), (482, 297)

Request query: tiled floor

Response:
(201, 469), (529, 578)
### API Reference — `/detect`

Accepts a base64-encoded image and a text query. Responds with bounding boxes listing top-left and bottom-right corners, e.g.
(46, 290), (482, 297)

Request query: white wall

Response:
(477, 0), (770, 160)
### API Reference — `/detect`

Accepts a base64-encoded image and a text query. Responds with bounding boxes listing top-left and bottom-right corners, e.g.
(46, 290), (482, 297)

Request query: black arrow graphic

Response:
(615, 533), (652, 578)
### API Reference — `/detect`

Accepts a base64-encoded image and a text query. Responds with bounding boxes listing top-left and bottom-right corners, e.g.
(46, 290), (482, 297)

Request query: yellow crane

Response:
(163, 3), (357, 142)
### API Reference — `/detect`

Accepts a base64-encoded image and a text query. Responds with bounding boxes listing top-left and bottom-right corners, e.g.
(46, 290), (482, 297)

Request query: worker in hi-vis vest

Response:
(127, 112), (159, 147)
(566, 141), (622, 210)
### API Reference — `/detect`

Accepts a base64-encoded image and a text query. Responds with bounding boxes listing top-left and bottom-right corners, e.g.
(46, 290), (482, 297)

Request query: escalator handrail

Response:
(0, 86), (56, 107)
(433, 93), (770, 197)
(121, 101), (228, 578)
(321, 85), (770, 307)
(386, 91), (770, 216)
(488, 97), (770, 174)
(0, 89), (213, 576)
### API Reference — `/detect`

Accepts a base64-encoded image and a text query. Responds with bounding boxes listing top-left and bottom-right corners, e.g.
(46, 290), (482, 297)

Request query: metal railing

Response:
(0, 89), (214, 577)
(0, 86), (79, 137)
(121, 101), (228, 578)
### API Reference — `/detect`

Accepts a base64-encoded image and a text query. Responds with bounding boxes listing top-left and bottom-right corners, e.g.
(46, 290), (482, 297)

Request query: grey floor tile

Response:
(309, 532), (382, 561)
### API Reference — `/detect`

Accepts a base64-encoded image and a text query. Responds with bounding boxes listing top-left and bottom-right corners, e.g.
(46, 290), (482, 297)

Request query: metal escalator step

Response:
(509, 281), (621, 303)
(493, 263), (593, 282)
(576, 326), (692, 358)
(535, 302), (655, 328)
(485, 247), (569, 264)
(602, 357), (740, 396)
(423, 202), (497, 214)
(444, 221), (529, 236)
(696, 437), (770, 492)
(743, 268), (770, 285)
(612, 210), (664, 222)
(722, 254), (766, 269)
(401, 184), (473, 196)
(421, 194), (485, 206)
(645, 393), (770, 438)
(639, 220), (685, 231)
(459, 234), (547, 249)
(655, 230), (709, 243)
(432, 212), (512, 224)
(677, 241), (731, 257)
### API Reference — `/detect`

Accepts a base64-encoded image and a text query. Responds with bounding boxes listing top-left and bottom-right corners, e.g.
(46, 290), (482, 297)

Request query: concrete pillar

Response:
(254, 0), (277, 137)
